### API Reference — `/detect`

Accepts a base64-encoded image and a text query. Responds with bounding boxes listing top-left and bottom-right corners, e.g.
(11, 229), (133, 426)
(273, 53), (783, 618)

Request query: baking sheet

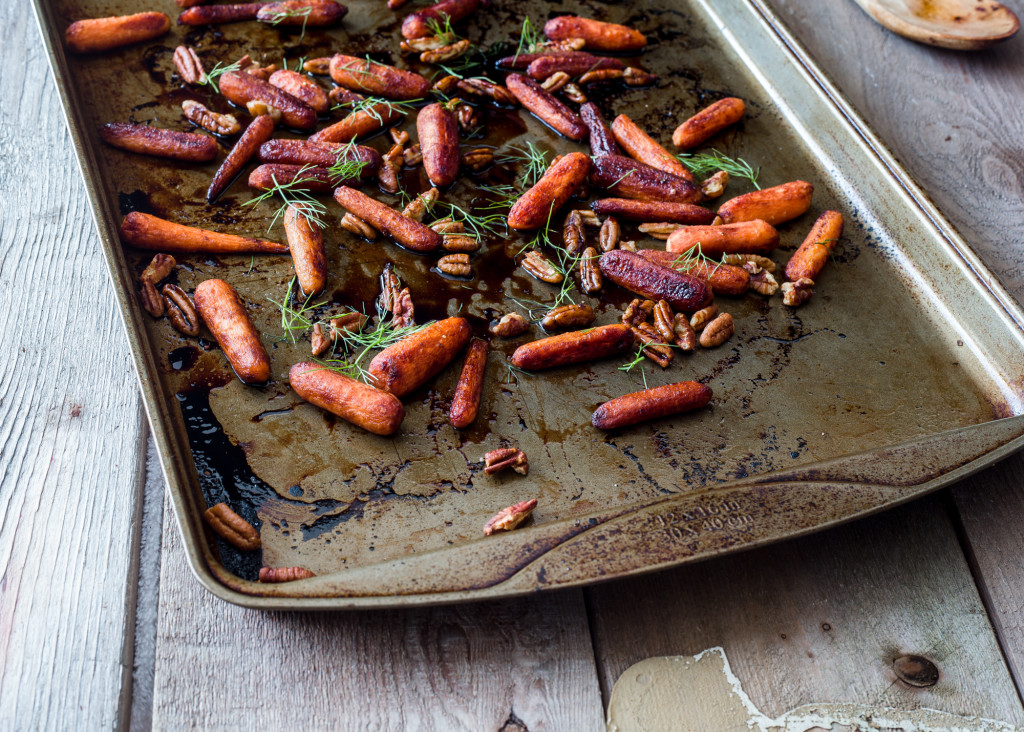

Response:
(35, 0), (1024, 607)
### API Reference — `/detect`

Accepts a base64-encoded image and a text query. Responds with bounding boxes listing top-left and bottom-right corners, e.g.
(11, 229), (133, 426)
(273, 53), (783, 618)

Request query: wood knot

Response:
(893, 654), (939, 687)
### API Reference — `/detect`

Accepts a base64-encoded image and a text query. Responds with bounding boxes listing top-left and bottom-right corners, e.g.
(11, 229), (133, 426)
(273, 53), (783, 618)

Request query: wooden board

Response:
(587, 498), (1024, 723)
(150, 491), (605, 731)
(765, 0), (1024, 699)
(0, 2), (146, 729)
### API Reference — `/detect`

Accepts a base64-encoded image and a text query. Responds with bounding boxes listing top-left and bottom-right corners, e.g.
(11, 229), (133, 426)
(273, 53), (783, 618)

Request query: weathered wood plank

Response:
(0, 3), (147, 730)
(587, 498), (1024, 723)
(952, 461), (1024, 695)
(150, 493), (604, 732)
(766, 0), (1024, 698)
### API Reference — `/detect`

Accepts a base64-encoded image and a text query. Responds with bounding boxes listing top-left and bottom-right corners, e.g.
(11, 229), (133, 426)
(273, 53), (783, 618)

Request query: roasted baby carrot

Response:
(65, 12), (170, 54)
(120, 212), (288, 255)
(194, 279), (272, 384)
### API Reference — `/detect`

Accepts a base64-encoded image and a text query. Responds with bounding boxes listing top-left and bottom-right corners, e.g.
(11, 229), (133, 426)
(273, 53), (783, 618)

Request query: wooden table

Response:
(4, 1), (1024, 728)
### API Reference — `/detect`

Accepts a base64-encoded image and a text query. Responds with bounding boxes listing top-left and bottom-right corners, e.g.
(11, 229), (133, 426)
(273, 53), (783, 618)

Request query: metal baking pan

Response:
(35, 0), (1024, 608)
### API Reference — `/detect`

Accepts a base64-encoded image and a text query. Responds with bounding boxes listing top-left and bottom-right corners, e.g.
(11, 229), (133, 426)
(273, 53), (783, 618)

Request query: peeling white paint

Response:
(607, 648), (1020, 732)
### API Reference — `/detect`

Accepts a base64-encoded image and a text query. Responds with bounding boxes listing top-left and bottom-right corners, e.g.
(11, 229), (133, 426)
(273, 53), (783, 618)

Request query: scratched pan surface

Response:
(36, 0), (1024, 608)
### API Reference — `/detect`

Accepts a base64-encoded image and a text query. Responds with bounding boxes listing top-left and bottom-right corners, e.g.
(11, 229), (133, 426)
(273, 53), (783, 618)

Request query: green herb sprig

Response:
(201, 59), (244, 94)
(314, 301), (433, 382)
(327, 139), (371, 182)
(332, 96), (422, 123)
(242, 165), (329, 232)
(269, 276), (327, 344)
(677, 149), (761, 189)
(512, 16), (545, 62)
(497, 141), (551, 188)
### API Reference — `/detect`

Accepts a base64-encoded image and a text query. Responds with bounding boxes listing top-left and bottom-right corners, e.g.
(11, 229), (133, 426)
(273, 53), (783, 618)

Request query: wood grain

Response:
(765, 0), (1024, 700)
(587, 499), (1024, 723)
(150, 493), (604, 731)
(0, 2), (146, 729)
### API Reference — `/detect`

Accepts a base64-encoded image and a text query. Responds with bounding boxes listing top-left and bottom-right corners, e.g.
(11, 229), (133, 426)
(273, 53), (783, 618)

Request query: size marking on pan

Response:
(647, 499), (756, 541)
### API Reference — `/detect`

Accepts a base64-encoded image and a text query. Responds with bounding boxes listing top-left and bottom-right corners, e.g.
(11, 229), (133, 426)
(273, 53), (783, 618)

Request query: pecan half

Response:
(624, 67), (658, 86)
(162, 284), (200, 336)
(521, 250), (563, 284)
(630, 323), (674, 368)
(622, 298), (654, 327)
(744, 263), (779, 296)
(392, 288), (415, 328)
(723, 253), (776, 272)
(484, 498), (537, 535)
(312, 312), (368, 356)
(433, 74), (460, 95)
(403, 144), (423, 166)
(430, 217), (463, 234)
(563, 210), (585, 255)
(339, 212), (379, 240)
(203, 502), (260, 550)
(701, 170), (730, 199)
(401, 187), (438, 222)
(461, 147), (493, 172)
(173, 45), (205, 84)
(579, 69), (624, 85)
(141, 253), (176, 284)
(489, 312), (530, 338)
(484, 447), (529, 476)
(699, 312), (734, 348)
(541, 71), (570, 92)
(652, 300), (676, 343)
(403, 36), (446, 52)
(140, 280), (164, 317)
(378, 143), (404, 194)
(690, 304), (719, 332)
(455, 104), (480, 133)
(638, 222), (683, 240)
(540, 303), (595, 332)
(442, 234), (480, 253)
(457, 77), (517, 105)
(580, 247), (602, 294)
(599, 216), (620, 252)
(562, 82), (587, 104)
(303, 56), (332, 74)
(619, 240), (637, 252)
(390, 128), (411, 145)
(781, 277), (815, 307)
(673, 312), (697, 351)
(437, 253), (472, 277)
(576, 209), (600, 228)
(421, 39), (471, 64)
(182, 99), (240, 135)
(258, 566), (316, 583)
(140, 253), (176, 316)
(245, 100), (282, 123)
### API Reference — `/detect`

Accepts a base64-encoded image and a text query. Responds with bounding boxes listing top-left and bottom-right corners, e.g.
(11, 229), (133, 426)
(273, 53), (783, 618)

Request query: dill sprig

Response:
(425, 15), (461, 45)
(618, 344), (654, 389)
(512, 16), (545, 62)
(504, 362), (530, 386)
(670, 243), (725, 272)
(332, 96), (421, 123)
(497, 141), (551, 188)
(677, 149), (761, 189)
(265, 5), (313, 41)
(327, 139), (371, 182)
(423, 195), (508, 241)
(269, 276), (327, 344)
(314, 300), (433, 382)
(201, 59), (243, 94)
(282, 55), (309, 72)
(242, 164), (329, 232)
(512, 205), (598, 318)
